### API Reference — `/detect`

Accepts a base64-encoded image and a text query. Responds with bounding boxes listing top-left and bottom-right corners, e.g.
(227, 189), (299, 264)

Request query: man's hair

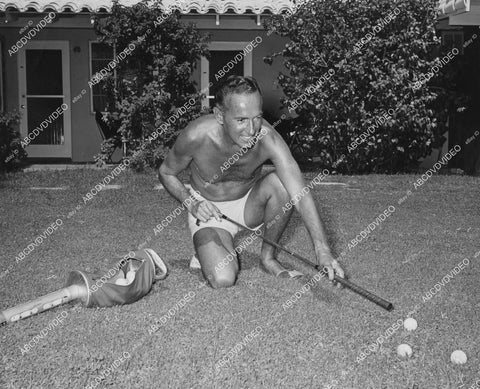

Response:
(214, 76), (262, 108)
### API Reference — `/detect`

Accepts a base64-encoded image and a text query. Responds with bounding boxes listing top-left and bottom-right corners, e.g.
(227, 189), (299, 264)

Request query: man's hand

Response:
(315, 248), (345, 282)
(188, 199), (222, 223)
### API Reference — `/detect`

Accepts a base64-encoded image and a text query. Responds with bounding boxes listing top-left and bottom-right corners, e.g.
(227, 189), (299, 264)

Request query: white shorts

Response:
(187, 187), (263, 238)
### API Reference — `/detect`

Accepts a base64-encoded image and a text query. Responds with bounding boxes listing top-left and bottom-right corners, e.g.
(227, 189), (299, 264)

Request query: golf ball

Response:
(404, 318), (418, 331)
(397, 344), (413, 358)
(450, 350), (467, 364)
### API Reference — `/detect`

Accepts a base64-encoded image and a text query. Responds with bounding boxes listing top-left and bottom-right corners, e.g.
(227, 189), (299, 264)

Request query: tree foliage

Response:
(265, 0), (454, 173)
(93, 0), (209, 170)
(0, 111), (26, 174)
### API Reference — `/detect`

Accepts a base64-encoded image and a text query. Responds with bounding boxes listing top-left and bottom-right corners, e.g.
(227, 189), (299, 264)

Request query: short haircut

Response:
(214, 75), (262, 109)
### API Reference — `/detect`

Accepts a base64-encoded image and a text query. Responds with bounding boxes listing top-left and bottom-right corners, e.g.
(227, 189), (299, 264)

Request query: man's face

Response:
(216, 91), (263, 148)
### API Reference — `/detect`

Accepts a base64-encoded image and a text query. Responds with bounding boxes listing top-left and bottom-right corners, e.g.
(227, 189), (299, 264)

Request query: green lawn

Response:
(0, 168), (479, 389)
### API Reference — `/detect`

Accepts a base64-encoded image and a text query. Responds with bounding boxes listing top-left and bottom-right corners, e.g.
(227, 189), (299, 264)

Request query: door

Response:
(201, 42), (253, 110)
(18, 41), (71, 158)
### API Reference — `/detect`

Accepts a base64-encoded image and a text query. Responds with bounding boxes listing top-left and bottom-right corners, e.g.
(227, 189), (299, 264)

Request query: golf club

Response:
(196, 214), (393, 311)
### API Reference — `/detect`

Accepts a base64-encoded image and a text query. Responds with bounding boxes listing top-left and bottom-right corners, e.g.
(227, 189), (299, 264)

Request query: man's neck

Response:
(217, 125), (240, 152)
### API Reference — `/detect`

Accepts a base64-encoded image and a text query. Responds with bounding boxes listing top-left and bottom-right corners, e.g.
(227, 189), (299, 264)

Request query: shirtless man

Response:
(158, 75), (344, 288)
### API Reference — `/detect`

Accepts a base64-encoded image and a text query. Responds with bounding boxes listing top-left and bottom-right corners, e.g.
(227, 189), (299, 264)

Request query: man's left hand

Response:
(315, 249), (345, 282)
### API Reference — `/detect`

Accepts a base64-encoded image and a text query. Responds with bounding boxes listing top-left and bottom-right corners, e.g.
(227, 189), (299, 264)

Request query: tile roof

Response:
(0, 0), (295, 14)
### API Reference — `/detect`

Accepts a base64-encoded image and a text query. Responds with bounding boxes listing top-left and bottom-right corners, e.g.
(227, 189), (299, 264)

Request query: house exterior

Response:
(0, 0), (478, 172)
(436, 0), (480, 174)
(0, 0), (292, 162)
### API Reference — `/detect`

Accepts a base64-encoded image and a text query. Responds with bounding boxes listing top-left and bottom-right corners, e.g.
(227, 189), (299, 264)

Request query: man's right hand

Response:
(189, 200), (222, 223)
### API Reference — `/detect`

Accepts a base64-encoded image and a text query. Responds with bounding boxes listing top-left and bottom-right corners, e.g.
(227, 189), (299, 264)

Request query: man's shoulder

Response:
(183, 114), (217, 141)
(258, 121), (284, 148)
(256, 120), (293, 163)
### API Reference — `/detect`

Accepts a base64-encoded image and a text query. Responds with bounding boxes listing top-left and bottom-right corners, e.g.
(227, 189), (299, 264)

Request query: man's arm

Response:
(158, 124), (198, 208)
(158, 123), (221, 222)
(262, 124), (344, 280)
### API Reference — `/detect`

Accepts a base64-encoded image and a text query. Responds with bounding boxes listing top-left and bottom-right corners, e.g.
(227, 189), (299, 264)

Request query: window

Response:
(89, 42), (115, 113)
(442, 30), (464, 54)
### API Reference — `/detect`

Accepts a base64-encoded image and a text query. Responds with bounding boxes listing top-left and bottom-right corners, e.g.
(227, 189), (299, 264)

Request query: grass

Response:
(0, 168), (479, 389)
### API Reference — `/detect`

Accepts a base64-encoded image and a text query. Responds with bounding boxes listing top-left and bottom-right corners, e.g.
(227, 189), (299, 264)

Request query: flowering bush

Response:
(93, 0), (209, 170)
(0, 111), (26, 174)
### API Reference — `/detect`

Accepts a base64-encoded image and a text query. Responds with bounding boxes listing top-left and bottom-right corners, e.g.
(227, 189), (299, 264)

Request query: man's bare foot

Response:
(260, 257), (303, 279)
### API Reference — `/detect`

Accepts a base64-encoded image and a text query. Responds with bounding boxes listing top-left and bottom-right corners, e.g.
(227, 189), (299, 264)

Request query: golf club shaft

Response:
(211, 214), (393, 311)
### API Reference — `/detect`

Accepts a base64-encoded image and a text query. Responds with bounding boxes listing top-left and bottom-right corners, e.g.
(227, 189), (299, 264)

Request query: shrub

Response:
(93, 0), (209, 170)
(0, 111), (26, 173)
(265, 0), (451, 173)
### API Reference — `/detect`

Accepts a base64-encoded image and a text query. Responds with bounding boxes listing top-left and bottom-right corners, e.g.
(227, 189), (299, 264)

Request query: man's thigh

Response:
(193, 227), (238, 280)
(243, 171), (283, 227)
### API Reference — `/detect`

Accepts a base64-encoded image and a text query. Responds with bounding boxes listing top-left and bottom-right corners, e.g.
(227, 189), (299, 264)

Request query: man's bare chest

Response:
(192, 147), (264, 183)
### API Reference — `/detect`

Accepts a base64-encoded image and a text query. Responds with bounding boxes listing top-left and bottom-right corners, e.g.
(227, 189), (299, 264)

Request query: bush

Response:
(93, 0), (209, 170)
(265, 0), (451, 173)
(0, 111), (26, 173)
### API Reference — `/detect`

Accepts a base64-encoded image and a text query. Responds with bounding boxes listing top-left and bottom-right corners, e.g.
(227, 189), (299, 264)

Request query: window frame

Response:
(88, 40), (116, 114)
(200, 41), (253, 110)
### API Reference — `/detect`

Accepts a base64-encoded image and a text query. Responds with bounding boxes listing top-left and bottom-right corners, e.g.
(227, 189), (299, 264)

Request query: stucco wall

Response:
(1, 20), (106, 162)
(3, 14), (469, 169)
(1, 16), (287, 162)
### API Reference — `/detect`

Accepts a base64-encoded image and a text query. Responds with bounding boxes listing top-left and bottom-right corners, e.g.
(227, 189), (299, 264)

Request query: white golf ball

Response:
(397, 344), (413, 358)
(404, 318), (418, 331)
(450, 350), (467, 364)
